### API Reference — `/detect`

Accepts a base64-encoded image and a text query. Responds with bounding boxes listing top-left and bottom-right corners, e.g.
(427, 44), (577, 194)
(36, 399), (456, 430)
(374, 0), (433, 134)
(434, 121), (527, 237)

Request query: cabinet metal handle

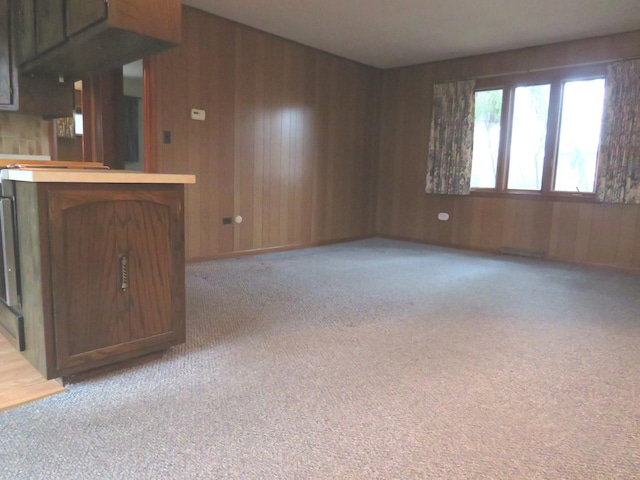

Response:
(120, 255), (129, 292)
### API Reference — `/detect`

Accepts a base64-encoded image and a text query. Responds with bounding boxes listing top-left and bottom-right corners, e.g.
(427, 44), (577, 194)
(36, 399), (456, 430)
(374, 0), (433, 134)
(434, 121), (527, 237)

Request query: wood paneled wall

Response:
(379, 194), (640, 270)
(149, 7), (379, 261)
(150, 10), (640, 271)
(377, 31), (640, 271)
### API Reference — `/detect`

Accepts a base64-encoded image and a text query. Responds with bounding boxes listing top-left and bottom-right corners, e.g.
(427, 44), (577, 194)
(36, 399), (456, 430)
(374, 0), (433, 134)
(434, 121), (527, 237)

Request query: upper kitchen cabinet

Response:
(15, 0), (181, 80)
(35, 0), (66, 55)
(0, 0), (73, 116)
(0, 0), (18, 110)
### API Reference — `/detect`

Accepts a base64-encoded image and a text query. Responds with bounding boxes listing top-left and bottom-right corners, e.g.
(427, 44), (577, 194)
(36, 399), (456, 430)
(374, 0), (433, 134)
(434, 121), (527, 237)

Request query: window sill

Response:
(469, 189), (596, 203)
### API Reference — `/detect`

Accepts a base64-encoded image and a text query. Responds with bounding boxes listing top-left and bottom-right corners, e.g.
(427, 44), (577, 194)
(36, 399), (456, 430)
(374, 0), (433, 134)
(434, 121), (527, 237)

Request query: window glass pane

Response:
(507, 84), (551, 190)
(471, 89), (502, 188)
(553, 79), (605, 193)
(74, 113), (83, 135)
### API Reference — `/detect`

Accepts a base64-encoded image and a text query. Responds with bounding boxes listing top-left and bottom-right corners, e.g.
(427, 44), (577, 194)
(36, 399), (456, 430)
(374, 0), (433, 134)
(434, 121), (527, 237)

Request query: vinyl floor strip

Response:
(0, 335), (65, 412)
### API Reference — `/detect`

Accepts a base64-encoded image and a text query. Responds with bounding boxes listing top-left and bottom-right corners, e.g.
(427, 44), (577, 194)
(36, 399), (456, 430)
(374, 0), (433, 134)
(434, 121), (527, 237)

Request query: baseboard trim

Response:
(186, 235), (376, 264)
(186, 233), (640, 274)
(377, 234), (640, 275)
(499, 247), (544, 260)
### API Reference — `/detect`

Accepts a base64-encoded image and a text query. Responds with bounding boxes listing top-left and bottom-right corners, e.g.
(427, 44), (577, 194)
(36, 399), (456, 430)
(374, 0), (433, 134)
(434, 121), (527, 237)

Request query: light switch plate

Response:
(191, 109), (206, 121)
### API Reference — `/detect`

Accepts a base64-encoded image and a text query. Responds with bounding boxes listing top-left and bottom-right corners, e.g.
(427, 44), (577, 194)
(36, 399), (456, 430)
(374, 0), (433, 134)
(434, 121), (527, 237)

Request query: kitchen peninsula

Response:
(0, 168), (195, 380)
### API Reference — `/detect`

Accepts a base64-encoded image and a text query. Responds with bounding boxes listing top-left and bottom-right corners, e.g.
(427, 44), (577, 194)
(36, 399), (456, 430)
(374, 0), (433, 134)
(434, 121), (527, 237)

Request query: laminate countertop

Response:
(0, 168), (196, 184)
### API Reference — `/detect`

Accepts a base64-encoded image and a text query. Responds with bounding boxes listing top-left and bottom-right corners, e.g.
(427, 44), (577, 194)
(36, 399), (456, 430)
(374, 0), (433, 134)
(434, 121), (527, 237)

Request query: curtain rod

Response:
(433, 56), (640, 84)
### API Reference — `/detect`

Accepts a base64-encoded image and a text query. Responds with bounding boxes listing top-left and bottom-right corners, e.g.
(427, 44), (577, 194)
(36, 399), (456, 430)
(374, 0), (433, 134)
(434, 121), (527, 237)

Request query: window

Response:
(470, 90), (502, 189)
(508, 84), (551, 190)
(74, 111), (83, 136)
(470, 69), (606, 195)
(554, 79), (605, 193)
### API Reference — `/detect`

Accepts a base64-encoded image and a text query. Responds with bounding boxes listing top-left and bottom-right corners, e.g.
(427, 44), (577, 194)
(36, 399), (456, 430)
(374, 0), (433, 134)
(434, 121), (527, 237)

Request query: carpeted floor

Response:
(1, 238), (639, 479)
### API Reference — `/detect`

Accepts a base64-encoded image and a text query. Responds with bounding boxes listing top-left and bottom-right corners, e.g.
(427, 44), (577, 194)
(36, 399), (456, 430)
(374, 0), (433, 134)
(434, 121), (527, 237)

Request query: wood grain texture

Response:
(149, 7), (379, 260)
(12, 183), (185, 379)
(0, 0), (16, 108)
(109, 0), (181, 44)
(0, 334), (64, 412)
(376, 31), (640, 271)
(15, 183), (57, 378)
(49, 199), (126, 358)
(65, 0), (106, 37)
(81, 68), (124, 167)
(56, 137), (83, 161)
(46, 185), (185, 375)
(12, 0), (35, 65)
(149, 12), (639, 270)
(16, 73), (74, 118)
(34, 0), (65, 55)
(20, 0), (181, 79)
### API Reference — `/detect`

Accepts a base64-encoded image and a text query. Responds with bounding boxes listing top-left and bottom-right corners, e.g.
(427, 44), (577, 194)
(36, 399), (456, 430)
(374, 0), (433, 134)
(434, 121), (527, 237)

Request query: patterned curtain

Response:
(595, 59), (640, 204)
(55, 117), (75, 139)
(425, 80), (475, 195)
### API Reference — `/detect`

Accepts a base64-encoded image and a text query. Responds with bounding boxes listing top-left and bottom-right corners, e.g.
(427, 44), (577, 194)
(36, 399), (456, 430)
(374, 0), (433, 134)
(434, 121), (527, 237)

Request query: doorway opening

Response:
(49, 60), (148, 170)
(122, 60), (145, 171)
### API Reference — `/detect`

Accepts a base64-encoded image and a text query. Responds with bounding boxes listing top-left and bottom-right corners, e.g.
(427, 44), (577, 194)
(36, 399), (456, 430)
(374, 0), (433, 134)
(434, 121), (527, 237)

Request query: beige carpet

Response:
(1, 238), (639, 479)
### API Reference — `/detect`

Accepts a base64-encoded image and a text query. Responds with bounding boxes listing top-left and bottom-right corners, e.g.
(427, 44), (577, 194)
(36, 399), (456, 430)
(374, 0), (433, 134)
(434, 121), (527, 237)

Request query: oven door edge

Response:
(0, 197), (20, 308)
(0, 301), (25, 351)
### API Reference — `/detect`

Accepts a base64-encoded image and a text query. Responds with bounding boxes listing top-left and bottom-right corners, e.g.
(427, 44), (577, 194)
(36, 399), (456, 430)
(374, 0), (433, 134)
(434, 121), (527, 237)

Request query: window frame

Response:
(471, 65), (607, 201)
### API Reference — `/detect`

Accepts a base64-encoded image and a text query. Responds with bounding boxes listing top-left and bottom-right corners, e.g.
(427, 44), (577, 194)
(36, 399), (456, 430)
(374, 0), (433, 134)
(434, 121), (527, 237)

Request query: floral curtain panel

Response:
(425, 80), (475, 195)
(596, 59), (640, 204)
(55, 117), (75, 139)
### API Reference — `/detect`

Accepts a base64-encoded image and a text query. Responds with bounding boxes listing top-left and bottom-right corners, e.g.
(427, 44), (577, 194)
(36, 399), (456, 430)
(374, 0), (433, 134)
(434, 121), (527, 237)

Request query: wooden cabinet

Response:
(15, 182), (186, 378)
(12, 0), (35, 62)
(16, 0), (181, 80)
(34, 0), (65, 54)
(1, 0), (73, 116)
(65, 0), (107, 36)
(0, 0), (18, 110)
(4, 0), (177, 116)
(16, 73), (74, 118)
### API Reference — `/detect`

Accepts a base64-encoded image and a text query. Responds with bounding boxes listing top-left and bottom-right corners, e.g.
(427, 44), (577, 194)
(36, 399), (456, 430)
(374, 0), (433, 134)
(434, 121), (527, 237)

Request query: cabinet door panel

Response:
(50, 200), (130, 363)
(66, 0), (107, 37)
(35, 0), (65, 54)
(126, 200), (173, 340)
(47, 185), (185, 374)
(0, 0), (12, 106)
(13, 0), (36, 64)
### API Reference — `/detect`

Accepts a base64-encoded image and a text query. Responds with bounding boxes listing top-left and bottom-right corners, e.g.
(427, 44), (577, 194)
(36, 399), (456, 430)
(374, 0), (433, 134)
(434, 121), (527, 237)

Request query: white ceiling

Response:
(122, 60), (143, 80)
(182, 0), (640, 68)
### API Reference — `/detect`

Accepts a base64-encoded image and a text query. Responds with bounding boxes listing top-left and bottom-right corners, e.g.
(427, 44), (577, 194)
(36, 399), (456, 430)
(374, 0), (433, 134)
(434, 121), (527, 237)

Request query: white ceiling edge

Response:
(182, 0), (640, 68)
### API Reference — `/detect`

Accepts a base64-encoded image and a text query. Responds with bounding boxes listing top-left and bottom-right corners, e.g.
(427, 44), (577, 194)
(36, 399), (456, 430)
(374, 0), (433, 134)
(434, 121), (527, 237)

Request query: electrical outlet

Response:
(191, 109), (206, 121)
(163, 131), (171, 144)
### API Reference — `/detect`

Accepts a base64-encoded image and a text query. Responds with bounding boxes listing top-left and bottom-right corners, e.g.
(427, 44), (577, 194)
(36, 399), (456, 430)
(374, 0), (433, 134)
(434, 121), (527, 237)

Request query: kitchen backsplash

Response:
(0, 113), (50, 156)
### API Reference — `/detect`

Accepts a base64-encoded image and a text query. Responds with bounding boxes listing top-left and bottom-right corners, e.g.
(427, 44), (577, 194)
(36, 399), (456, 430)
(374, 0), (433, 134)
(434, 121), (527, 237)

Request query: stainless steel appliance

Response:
(0, 176), (23, 350)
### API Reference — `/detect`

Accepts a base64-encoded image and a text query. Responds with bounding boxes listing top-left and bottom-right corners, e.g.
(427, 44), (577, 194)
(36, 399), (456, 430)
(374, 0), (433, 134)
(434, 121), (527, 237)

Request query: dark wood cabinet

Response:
(65, 0), (107, 37)
(48, 185), (185, 373)
(1, 0), (73, 116)
(14, 182), (186, 379)
(16, 73), (74, 118)
(34, 0), (65, 54)
(0, 0), (18, 110)
(16, 0), (181, 80)
(3, 0), (178, 116)
(12, 0), (35, 63)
